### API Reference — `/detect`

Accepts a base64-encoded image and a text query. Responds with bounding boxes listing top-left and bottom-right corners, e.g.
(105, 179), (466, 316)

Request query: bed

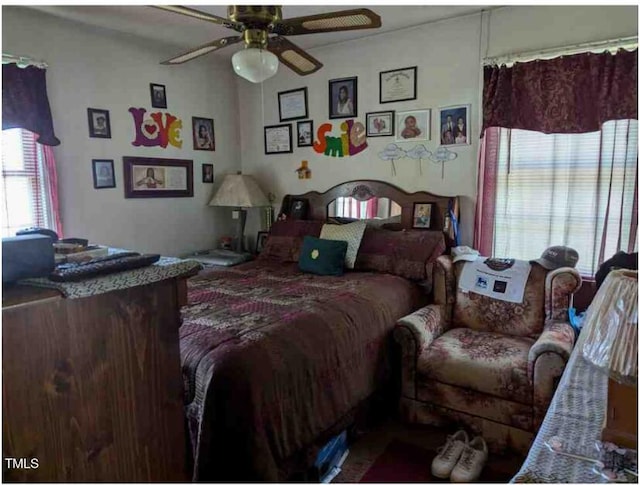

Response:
(180, 180), (460, 481)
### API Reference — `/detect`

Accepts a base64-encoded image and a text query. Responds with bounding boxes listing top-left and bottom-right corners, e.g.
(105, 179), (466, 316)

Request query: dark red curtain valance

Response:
(2, 64), (60, 146)
(483, 48), (638, 135)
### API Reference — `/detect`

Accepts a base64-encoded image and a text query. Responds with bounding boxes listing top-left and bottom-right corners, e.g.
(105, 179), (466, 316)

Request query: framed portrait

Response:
(412, 202), (434, 229)
(439, 105), (471, 146)
(202, 163), (214, 184)
(87, 108), (111, 139)
(255, 231), (269, 254)
(278, 87), (308, 122)
(92, 159), (116, 189)
(264, 124), (293, 155)
(150, 83), (167, 109)
(328, 77), (357, 119)
(379, 66), (417, 104)
(123, 156), (193, 198)
(297, 120), (314, 147)
(289, 197), (309, 220)
(366, 111), (395, 137)
(396, 109), (431, 142)
(192, 117), (215, 151)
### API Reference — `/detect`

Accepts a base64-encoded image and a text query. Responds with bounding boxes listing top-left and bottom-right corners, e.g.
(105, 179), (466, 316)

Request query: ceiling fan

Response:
(154, 5), (382, 83)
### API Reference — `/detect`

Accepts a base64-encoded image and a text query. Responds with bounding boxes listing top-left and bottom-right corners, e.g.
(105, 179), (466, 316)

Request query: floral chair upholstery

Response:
(393, 255), (581, 453)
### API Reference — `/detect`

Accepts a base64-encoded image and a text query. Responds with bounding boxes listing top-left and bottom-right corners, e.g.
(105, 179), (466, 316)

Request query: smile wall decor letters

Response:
(313, 119), (367, 157)
(129, 107), (183, 149)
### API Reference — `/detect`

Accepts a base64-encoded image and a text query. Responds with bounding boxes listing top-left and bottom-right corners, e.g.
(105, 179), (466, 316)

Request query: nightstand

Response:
(184, 249), (253, 267)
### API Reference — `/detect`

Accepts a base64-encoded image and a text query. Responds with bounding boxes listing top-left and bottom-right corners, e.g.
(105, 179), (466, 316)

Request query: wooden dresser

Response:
(2, 273), (194, 482)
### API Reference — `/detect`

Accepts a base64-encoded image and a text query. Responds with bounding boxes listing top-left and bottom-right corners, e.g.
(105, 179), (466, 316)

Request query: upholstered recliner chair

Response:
(394, 255), (581, 453)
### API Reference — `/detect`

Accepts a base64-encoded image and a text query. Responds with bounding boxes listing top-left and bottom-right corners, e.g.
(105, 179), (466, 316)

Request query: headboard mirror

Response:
(326, 197), (402, 221)
(279, 180), (460, 246)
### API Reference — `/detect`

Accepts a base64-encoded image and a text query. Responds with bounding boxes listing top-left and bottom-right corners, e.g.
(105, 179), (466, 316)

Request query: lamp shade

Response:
(231, 48), (278, 83)
(580, 269), (638, 385)
(208, 173), (269, 208)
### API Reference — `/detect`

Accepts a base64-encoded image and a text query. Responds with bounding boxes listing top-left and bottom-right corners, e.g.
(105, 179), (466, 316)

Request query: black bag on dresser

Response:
(2, 234), (55, 284)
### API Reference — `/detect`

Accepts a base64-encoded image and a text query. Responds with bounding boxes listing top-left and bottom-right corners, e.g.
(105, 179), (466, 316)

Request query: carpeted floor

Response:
(334, 419), (524, 483)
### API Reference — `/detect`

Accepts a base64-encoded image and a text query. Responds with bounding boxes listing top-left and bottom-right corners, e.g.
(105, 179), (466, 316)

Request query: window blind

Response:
(492, 120), (638, 276)
(1, 128), (52, 237)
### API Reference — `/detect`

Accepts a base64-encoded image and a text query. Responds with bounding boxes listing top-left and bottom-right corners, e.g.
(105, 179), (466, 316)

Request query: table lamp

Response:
(580, 269), (638, 449)
(208, 172), (269, 253)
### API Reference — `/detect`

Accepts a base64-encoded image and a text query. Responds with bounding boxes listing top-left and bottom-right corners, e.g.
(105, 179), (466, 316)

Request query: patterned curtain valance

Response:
(482, 48), (638, 135)
(2, 64), (60, 146)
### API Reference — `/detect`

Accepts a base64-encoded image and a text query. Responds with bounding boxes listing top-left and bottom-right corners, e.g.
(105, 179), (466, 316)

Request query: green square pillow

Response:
(298, 236), (348, 276)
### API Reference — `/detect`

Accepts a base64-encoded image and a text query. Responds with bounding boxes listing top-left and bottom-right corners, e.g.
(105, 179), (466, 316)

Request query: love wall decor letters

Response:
(129, 107), (183, 149)
(313, 119), (367, 157)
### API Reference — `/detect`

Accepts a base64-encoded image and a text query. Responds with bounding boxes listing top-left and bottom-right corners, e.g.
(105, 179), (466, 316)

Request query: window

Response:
(491, 120), (638, 276)
(1, 128), (58, 237)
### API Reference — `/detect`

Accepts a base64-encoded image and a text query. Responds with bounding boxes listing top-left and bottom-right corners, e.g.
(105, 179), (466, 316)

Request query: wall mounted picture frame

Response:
(123, 156), (193, 198)
(396, 109), (431, 142)
(439, 104), (471, 146)
(150, 83), (167, 109)
(255, 230), (269, 254)
(192, 117), (215, 151)
(264, 124), (293, 155)
(379, 66), (417, 104)
(202, 163), (214, 183)
(92, 159), (116, 189)
(278, 87), (308, 122)
(87, 108), (111, 139)
(366, 111), (395, 137)
(329, 76), (357, 119)
(297, 120), (314, 147)
(412, 202), (434, 229)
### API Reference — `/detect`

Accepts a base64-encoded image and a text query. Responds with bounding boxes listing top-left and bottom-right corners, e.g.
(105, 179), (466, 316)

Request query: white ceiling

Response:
(27, 5), (490, 59)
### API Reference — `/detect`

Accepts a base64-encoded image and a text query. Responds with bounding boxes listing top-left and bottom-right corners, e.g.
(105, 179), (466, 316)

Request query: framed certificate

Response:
(379, 66), (417, 104)
(278, 87), (308, 122)
(264, 124), (293, 155)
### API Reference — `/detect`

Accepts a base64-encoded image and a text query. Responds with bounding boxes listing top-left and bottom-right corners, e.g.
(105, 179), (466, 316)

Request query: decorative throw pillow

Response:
(258, 220), (325, 263)
(298, 236), (348, 276)
(319, 220), (366, 269)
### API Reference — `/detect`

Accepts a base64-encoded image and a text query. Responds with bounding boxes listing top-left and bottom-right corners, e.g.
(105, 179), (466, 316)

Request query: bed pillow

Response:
(258, 219), (325, 263)
(298, 236), (348, 276)
(319, 220), (367, 269)
(354, 227), (446, 281)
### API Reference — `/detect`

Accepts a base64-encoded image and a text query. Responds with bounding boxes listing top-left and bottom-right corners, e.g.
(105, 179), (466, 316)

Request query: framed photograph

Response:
(439, 105), (471, 146)
(92, 159), (115, 189)
(289, 197), (309, 220)
(328, 77), (357, 119)
(202, 163), (214, 183)
(87, 108), (111, 139)
(396, 109), (431, 142)
(123, 156), (193, 198)
(297, 120), (314, 147)
(412, 202), (434, 229)
(264, 124), (293, 155)
(192, 117), (215, 151)
(278, 87), (308, 122)
(256, 231), (269, 254)
(366, 111), (395, 137)
(150, 83), (167, 109)
(379, 66), (417, 104)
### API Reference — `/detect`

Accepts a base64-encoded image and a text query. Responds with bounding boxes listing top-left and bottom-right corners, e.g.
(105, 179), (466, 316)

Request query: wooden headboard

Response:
(280, 180), (460, 246)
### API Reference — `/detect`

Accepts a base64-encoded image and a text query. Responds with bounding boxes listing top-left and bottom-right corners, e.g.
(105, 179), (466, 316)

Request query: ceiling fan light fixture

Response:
(231, 48), (278, 83)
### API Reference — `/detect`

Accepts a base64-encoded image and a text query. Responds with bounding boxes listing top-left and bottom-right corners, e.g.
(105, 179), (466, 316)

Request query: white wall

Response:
(238, 5), (638, 245)
(3, 7), (242, 256)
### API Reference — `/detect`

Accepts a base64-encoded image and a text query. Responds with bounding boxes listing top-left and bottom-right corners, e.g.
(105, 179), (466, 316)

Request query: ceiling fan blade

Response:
(271, 8), (381, 36)
(161, 36), (243, 65)
(267, 37), (323, 76)
(153, 5), (243, 32)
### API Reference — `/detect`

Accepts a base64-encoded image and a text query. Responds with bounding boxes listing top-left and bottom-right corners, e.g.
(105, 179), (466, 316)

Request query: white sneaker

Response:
(450, 436), (489, 483)
(431, 430), (469, 479)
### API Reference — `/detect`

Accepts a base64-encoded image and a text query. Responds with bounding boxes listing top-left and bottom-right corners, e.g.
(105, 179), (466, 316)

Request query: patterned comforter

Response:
(180, 261), (427, 481)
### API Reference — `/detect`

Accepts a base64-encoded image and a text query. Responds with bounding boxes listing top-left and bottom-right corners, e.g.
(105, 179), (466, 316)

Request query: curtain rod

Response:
(483, 35), (638, 67)
(2, 53), (48, 69)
